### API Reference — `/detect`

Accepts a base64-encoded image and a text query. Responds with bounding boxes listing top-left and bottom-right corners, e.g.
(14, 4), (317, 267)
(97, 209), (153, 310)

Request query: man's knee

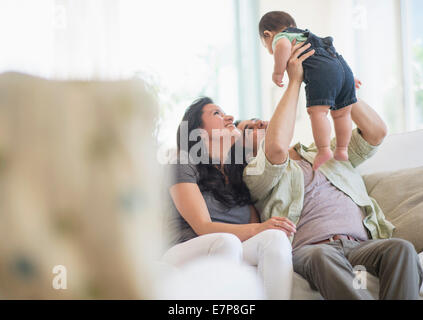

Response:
(382, 238), (417, 257)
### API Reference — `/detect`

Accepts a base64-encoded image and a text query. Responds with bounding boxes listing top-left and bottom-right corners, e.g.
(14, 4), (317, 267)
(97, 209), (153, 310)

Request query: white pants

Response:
(161, 230), (293, 299)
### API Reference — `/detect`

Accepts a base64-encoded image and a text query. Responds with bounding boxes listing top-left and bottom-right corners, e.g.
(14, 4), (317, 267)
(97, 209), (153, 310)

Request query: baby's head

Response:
(259, 11), (297, 54)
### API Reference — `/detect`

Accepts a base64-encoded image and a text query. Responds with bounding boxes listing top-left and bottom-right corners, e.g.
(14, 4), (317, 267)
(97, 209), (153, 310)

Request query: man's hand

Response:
(286, 41), (314, 84)
(355, 78), (362, 89)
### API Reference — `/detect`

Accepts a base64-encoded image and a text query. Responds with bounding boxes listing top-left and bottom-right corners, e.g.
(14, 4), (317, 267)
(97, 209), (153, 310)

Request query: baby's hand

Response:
(355, 78), (362, 89)
(273, 72), (284, 87)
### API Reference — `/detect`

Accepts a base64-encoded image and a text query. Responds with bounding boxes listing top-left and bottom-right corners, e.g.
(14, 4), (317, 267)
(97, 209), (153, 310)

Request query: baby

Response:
(259, 11), (361, 170)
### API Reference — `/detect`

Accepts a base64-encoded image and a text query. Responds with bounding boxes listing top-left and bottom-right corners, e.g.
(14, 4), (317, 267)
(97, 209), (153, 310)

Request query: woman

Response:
(162, 41), (313, 300)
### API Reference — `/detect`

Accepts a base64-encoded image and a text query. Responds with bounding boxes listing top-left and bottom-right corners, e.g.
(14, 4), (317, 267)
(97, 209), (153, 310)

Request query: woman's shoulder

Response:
(168, 159), (200, 185)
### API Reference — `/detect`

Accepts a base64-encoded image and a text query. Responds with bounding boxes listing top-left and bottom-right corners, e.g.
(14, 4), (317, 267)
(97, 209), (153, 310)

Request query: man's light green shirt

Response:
(243, 128), (395, 242)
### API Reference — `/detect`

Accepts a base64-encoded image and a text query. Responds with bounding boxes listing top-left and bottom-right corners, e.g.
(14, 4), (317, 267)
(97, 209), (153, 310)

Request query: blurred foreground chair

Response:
(0, 72), (163, 299)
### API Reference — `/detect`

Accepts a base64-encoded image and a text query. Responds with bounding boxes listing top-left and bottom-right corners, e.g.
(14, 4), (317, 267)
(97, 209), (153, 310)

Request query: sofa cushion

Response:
(0, 72), (163, 299)
(362, 166), (423, 253)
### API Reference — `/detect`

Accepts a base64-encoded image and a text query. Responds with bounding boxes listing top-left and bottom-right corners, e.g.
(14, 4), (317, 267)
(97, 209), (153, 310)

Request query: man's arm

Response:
(265, 78), (302, 164)
(350, 98), (388, 146)
(265, 42), (314, 165)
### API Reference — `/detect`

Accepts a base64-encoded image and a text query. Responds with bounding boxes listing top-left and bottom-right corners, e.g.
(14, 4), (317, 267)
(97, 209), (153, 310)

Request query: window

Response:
(353, 0), (423, 133)
(0, 0), (262, 150)
(350, 0), (405, 134)
(403, 0), (423, 130)
(119, 0), (241, 149)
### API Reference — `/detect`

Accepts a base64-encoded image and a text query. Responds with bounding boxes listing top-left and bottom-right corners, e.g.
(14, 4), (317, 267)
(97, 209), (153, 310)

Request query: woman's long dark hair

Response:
(176, 97), (253, 208)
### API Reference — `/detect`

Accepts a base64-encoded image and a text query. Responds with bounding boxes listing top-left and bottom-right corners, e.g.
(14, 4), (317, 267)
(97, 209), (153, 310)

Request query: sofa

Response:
(158, 129), (423, 300)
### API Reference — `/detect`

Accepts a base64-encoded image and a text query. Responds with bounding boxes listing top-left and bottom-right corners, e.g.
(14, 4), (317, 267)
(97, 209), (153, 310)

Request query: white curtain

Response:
(52, 0), (121, 79)
(0, 0), (254, 148)
(0, 0), (121, 79)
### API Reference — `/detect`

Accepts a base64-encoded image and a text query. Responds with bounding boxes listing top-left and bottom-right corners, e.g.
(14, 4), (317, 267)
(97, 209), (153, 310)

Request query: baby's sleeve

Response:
(272, 32), (291, 52)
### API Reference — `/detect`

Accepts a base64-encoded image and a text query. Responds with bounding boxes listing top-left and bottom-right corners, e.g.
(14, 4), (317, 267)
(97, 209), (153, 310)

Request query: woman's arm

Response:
(170, 183), (296, 241)
(350, 98), (388, 146)
(265, 41), (315, 165)
(249, 205), (261, 223)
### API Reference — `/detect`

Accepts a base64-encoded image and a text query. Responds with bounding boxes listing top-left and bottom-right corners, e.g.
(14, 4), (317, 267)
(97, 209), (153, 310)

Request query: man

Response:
(237, 46), (422, 299)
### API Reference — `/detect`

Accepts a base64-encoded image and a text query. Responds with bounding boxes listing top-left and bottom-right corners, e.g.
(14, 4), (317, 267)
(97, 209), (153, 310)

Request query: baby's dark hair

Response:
(258, 11), (297, 37)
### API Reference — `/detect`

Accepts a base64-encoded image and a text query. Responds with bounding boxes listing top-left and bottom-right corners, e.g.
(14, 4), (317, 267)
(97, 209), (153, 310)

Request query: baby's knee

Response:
(307, 106), (330, 117)
(331, 105), (352, 119)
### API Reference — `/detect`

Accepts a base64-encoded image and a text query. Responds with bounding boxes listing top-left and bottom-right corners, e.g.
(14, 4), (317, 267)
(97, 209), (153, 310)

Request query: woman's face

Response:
(200, 104), (241, 144)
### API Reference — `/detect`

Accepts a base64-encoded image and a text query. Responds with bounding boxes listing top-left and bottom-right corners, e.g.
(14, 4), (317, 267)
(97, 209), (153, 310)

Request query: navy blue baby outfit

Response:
(285, 27), (357, 110)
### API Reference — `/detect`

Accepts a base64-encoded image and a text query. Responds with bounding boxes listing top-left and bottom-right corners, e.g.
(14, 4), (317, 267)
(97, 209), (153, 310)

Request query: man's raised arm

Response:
(265, 42), (314, 165)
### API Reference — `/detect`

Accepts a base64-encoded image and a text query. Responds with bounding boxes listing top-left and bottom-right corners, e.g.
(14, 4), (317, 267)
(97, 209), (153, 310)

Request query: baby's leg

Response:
(307, 105), (333, 171)
(330, 105), (353, 161)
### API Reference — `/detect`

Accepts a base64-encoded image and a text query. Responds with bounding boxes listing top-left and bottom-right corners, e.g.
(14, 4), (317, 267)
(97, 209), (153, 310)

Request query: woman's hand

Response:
(286, 40), (315, 84)
(260, 216), (297, 237)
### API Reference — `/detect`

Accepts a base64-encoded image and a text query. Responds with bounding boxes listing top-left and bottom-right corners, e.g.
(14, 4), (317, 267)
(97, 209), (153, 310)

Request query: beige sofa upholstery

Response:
(0, 72), (164, 299)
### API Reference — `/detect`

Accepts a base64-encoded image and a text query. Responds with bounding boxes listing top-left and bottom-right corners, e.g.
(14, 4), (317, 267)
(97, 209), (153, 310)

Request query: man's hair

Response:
(234, 118), (259, 129)
(258, 11), (297, 37)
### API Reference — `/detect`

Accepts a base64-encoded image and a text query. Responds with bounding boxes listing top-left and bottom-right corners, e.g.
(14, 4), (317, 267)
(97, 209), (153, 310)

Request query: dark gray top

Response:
(165, 163), (251, 247)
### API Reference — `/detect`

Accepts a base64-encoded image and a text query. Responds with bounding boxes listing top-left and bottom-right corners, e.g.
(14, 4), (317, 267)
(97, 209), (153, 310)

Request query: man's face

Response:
(236, 119), (268, 156)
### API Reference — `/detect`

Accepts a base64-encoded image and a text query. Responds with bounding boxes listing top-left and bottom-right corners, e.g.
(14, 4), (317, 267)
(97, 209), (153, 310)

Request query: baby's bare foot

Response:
(334, 147), (349, 161)
(313, 148), (333, 171)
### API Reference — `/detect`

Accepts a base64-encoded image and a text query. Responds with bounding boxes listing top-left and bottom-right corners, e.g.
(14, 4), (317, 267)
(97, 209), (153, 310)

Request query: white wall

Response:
(258, 0), (404, 145)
